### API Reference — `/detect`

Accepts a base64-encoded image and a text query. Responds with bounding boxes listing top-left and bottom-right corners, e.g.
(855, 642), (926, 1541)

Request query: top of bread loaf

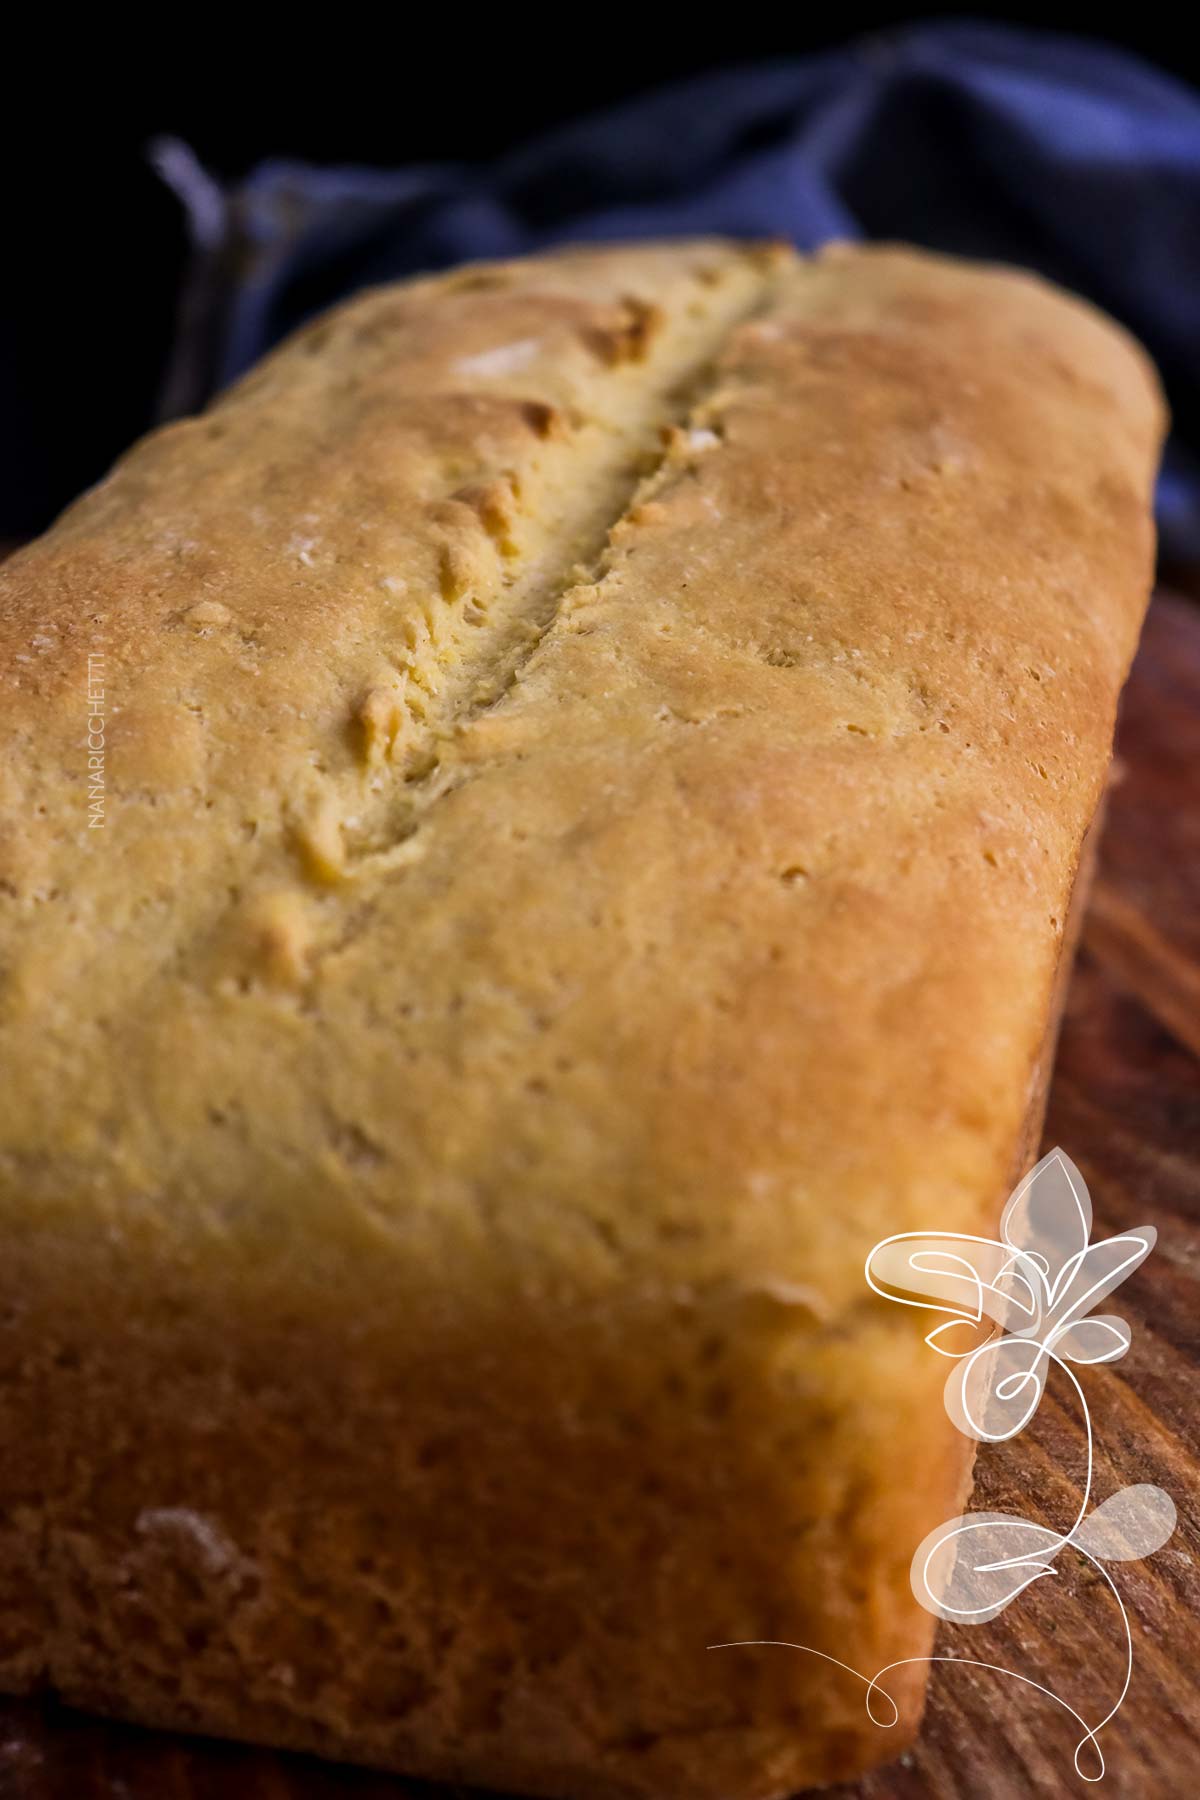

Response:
(0, 238), (1163, 1332)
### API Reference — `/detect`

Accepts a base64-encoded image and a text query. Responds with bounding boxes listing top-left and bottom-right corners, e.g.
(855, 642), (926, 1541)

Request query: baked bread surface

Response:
(0, 238), (1163, 1798)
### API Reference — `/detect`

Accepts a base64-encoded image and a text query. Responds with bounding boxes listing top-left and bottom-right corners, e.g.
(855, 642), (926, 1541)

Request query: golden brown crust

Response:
(0, 239), (1163, 1798)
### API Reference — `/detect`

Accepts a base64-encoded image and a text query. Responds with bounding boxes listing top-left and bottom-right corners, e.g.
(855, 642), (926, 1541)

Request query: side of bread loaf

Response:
(0, 240), (1163, 1798)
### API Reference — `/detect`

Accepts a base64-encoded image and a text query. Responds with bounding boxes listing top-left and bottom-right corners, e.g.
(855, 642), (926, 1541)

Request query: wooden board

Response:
(3, 594), (1198, 1800)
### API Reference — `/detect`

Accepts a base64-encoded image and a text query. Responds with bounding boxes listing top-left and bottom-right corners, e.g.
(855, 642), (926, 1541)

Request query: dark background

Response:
(2, 11), (1197, 540)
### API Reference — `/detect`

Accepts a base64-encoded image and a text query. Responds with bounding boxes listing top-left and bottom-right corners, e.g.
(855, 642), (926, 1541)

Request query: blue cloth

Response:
(159, 23), (1200, 561)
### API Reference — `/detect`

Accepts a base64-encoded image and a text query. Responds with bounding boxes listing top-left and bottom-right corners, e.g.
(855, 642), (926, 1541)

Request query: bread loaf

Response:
(0, 239), (1163, 1798)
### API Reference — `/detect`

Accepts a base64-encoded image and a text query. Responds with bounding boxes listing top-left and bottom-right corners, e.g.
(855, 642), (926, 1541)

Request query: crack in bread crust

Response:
(332, 264), (787, 877)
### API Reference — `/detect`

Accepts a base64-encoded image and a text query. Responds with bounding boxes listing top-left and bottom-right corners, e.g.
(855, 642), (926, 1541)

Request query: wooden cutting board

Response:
(2, 594), (1198, 1800)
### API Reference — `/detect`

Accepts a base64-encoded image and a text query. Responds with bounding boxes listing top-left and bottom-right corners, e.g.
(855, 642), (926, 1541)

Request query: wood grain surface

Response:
(2, 594), (1197, 1800)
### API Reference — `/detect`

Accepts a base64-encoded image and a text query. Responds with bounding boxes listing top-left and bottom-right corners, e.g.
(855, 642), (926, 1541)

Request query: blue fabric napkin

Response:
(157, 23), (1200, 562)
